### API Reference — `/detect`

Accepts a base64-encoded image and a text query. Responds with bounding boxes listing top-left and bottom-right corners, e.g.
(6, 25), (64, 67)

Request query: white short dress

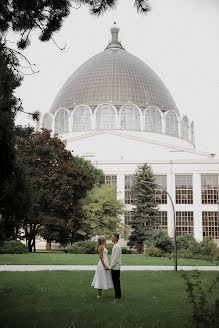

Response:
(91, 247), (114, 289)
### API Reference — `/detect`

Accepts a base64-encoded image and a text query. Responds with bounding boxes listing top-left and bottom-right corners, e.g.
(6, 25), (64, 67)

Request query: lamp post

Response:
(141, 180), (178, 272)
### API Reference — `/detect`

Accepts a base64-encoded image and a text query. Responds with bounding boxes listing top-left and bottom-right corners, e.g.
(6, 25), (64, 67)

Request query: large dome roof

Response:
(50, 27), (178, 114)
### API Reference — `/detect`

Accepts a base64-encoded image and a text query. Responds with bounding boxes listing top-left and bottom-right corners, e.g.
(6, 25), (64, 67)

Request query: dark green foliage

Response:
(72, 155), (105, 185)
(145, 229), (173, 253)
(0, 240), (28, 254)
(67, 240), (98, 254)
(176, 234), (198, 250)
(105, 243), (114, 254)
(122, 247), (132, 254)
(16, 128), (93, 250)
(144, 246), (164, 257)
(181, 271), (219, 328)
(67, 240), (114, 254)
(128, 163), (159, 253)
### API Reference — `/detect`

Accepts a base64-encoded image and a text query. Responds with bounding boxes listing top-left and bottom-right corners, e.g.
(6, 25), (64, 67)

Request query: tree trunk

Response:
(33, 235), (36, 253)
(28, 238), (32, 252)
(46, 241), (52, 250)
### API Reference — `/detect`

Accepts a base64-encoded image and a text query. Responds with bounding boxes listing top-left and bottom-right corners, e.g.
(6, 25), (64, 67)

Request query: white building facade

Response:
(39, 26), (219, 245)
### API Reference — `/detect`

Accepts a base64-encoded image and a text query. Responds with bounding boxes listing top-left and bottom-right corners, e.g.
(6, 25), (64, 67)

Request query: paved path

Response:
(0, 265), (219, 271)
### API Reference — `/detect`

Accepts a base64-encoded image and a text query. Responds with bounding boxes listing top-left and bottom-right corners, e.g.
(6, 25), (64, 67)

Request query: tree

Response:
(72, 156), (105, 185)
(127, 163), (159, 253)
(79, 184), (125, 238)
(16, 128), (93, 251)
(0, 1), (151, 49)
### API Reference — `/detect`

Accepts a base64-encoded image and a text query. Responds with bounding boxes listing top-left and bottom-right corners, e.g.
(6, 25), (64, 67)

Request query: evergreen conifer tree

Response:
(127, 163), (159, 253)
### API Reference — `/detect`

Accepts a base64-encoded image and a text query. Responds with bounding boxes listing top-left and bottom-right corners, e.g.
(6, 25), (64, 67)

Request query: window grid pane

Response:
(105, 175), (117, 185)
(73, 106), (91, 131)
(175, 175), (193, 204)
(144, 107), (162, 133)
(155, 175), (167, 204)
(176, 211), (194, 236)
(202, 212), (219, 239)
(42, 114), (52, 130)
(124, 211), (134, 225)
(120, 105), (140, 131)
(201, 175), (218, 204)
(125, 175), (135, 204)
(166, 112), (178, 137)
(153, 211), (168, 230)
(96, 104), (116, 130)
(55, 109), (69, 134)
(181, 117), (189, 141)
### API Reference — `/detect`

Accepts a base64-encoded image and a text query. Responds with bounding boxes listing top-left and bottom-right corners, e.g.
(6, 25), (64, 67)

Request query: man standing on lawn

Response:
(109, 234), (122, 301)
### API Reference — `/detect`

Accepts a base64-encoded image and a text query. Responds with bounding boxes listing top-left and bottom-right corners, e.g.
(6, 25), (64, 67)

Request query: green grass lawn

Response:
(0, 253), (218, 266)
(0, 271), (218, 328)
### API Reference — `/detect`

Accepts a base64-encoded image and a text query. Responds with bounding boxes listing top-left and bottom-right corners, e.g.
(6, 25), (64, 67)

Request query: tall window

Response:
(202, 212), (219, 239)
(201, 175), (218, 204)
(155, 175), (167, 204)
(54, 109), (69, 134)
(176, 211), (194, 236)
(175, 175), (193, 204)
(125, 175), (135, 204)
(42, 114), (52, 130)
(181, 117), (189, 141)
(166, 111), (178, 137)
(144, 107), (162, 133)
(190, 122), (194, 143)
(120, 105), (140, 131)
(124, 211), (134, 225)
(96, 104), (116, 130)
(73, 105), (91, 131)
(105, 175), (117, 185)
(153, 211), (168, 230)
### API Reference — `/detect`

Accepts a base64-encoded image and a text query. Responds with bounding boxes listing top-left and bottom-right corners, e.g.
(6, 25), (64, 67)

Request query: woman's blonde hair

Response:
(98, 236), (106, 247)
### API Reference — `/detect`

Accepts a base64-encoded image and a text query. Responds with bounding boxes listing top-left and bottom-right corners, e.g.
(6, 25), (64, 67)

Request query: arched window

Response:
(181, 117), (189, 141)
(73, 106), (91, 131)
(190, 122), (194, 143)
(120, 105), (140, 131)
(42, 114), (52, 130)
(96, 104), (116, 130)
(144, 107), (162, 133)
(54, 108), (69, 134)
(166, 111), (178, 137)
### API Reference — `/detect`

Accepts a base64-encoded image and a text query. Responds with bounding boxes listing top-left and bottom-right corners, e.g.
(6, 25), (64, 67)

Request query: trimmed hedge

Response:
(144, 246), (164, 257)
(67, 240), (114, 254)
(0, 240), (28, 254)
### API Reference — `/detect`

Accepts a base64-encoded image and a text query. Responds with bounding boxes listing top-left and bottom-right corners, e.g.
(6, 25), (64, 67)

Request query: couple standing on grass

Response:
(91, 234), (122, 301)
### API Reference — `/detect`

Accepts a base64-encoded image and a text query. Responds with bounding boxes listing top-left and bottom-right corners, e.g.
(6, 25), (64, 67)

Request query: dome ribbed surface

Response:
(50, 47), (178, 114)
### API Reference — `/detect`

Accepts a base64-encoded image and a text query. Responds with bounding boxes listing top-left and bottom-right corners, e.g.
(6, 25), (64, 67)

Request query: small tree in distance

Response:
(128, 163), (159, 254)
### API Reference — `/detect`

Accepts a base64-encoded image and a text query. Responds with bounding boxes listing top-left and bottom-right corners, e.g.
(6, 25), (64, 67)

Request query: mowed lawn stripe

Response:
(0, 253), (218, 266)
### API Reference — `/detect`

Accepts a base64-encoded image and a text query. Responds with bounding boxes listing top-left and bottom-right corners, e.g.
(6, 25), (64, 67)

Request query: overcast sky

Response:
(14, 0), (219, 156)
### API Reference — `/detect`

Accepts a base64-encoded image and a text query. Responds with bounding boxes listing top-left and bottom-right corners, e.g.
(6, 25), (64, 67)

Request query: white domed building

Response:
(39, 26), (219, 245)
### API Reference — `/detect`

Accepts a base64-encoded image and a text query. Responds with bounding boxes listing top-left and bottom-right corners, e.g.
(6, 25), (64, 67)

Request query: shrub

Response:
(200, 238), (217, 257)
(145, 229), (173, 253)
(0, 240), (28, 254)
(105, 243), (114, 254)
(122, 247), (132, 254)
(67, 244), (85, 254)
(144, 246), (164, 257)
(176, 234), (198, 250)
(67, 240), (98, 254)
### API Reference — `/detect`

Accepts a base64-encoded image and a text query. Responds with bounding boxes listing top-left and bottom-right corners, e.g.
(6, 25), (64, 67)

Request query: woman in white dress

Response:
(91, 236), (114, 298)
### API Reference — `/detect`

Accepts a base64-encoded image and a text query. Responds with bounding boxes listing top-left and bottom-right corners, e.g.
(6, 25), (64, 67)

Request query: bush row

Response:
(0, 240), (28, 254)
(144, 230), (219, 260)
(67, 240), (132, 254)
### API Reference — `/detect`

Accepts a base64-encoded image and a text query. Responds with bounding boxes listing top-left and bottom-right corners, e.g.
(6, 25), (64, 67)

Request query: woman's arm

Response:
(99, 245), (109, 270)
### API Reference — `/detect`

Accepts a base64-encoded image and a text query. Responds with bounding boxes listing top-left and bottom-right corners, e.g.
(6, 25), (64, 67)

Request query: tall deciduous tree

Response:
(79, 184), (125, 238)
(128, 163), (159, 253)
(16, 128), (93, 251)
(72, 156), (105, 185)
